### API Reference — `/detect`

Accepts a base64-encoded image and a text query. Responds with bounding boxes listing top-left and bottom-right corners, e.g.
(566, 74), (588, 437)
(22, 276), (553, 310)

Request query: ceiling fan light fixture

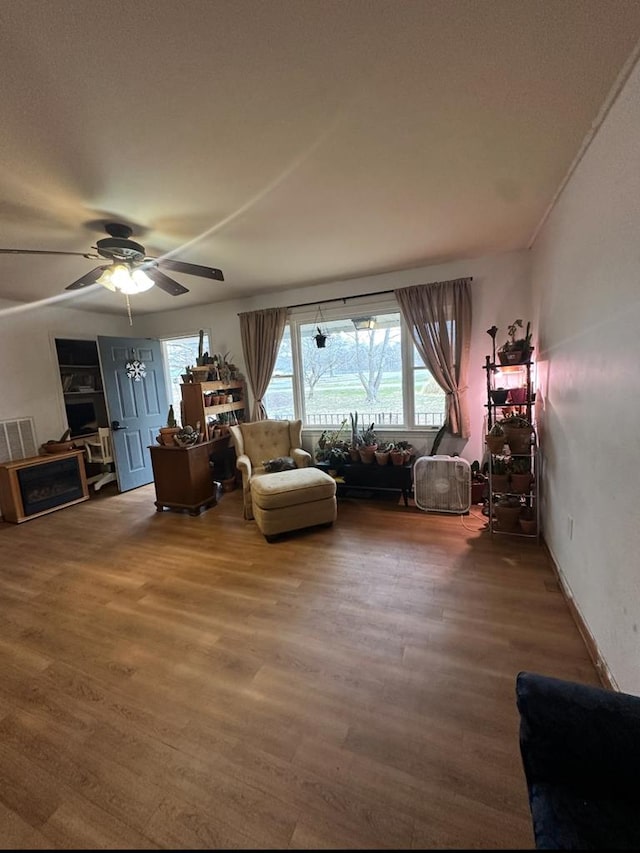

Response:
(97, 264), (154, 294)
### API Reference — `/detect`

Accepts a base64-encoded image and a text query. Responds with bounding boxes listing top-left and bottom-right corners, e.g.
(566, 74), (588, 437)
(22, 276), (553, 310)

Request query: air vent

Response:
(0, 417), (38, 464)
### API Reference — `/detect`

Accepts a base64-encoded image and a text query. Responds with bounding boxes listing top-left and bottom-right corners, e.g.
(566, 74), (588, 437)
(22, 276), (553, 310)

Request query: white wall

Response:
(0, 299), (131, 448)
(531, 59), (640, 692)
(133, 249), (531, 463)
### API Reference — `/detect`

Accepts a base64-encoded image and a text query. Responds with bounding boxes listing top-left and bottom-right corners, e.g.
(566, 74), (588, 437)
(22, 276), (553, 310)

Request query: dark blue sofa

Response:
(516, 671), (640, 850)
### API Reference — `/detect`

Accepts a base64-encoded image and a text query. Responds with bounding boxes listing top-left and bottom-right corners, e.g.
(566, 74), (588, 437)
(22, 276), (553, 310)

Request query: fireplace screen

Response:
(17, 456), (84, 516)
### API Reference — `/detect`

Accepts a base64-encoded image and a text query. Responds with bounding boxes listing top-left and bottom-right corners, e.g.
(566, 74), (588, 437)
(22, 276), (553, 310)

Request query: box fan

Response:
(413, 455), (471, 514)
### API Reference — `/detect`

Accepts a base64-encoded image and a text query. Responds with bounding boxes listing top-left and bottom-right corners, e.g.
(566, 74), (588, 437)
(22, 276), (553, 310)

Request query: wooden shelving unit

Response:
(180, 380), (246, 433)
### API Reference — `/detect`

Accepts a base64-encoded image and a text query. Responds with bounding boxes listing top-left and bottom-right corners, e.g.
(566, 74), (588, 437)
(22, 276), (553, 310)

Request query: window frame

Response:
(265, 298), (446, 433)
(160, 330), (211, 418)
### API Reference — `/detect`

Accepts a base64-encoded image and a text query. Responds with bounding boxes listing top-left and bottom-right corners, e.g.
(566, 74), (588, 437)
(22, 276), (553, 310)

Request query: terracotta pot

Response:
(359, 445), (377, 464)
(519, 518), (537, 536)
(390, 450), (409, 466)
(494, 505), (521, 532)
(158, 427), (180, 446)
(374, 451), (390, 466)
(485, 434), (506, 454)
(349, 447), (360, 462)
(491, 474), (509, 493)
(510, 472), (533, 494)
(504, 427), (532, 455)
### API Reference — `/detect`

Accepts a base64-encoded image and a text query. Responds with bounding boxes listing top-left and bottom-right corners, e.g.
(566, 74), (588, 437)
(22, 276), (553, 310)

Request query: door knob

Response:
(111, 420), (126, 431)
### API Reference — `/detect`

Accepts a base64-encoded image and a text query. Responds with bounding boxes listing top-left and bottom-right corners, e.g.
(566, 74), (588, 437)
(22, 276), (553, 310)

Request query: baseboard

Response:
(543, 538), (618, 691)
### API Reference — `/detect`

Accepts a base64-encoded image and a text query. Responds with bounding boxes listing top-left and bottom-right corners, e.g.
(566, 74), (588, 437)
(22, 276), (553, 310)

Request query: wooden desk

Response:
(149, 437), (230, 515)
(316, 460), (413, 506)
(0, 450), (89, 523)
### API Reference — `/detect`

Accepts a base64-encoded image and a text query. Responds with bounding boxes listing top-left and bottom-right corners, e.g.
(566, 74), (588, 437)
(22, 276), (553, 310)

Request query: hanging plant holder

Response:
(314, 327), (327, 348)
(313, 305), (329, 348)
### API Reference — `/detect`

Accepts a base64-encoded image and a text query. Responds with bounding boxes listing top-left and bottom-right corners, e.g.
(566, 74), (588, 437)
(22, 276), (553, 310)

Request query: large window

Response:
(264, 306), (446, 430)
(161, 332), (210, 419)
(262, 326), (294, 420)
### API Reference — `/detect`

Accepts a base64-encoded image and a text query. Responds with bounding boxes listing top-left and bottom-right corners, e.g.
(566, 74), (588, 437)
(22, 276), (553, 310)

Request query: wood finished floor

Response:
(0, 484), (599, 849)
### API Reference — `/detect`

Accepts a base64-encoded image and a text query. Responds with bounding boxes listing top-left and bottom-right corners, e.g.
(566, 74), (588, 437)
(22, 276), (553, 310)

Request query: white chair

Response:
(84, 427), (117, 491)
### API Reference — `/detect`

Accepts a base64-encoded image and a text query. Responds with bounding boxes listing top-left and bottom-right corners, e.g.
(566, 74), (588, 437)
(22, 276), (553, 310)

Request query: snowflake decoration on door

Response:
(125, 359), (147, 381)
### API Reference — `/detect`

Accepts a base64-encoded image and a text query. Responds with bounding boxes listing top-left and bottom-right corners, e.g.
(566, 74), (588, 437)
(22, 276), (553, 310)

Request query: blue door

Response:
(97, 336), (168, 492)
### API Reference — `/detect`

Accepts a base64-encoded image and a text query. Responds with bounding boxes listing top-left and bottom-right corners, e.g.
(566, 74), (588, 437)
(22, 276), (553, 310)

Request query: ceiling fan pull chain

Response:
(125, 294), (133, 327)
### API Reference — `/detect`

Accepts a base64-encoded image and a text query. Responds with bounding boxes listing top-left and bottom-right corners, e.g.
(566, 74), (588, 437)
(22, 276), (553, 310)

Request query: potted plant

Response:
(390, 439), (413, 466)
(374, 442), (392, 466)
(500, 414), (533, 455)
(485, 421), (506, 455)
(498, 320), (533, 365)
(315, 419), (349, 463)
(348, 411), (362, 461)
(510, 456), (533, 494)
(158, 405), (181, 445)
(490, 456), (510, 494)
(519, 507), (537, 536)
(494, 494), (522, 532)
(358, 423), (378, 464)
(313, 326), (328, 348)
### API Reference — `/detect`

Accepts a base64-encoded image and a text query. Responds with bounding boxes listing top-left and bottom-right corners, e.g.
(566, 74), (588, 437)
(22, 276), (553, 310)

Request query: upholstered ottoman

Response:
(250, 467), (337, 540)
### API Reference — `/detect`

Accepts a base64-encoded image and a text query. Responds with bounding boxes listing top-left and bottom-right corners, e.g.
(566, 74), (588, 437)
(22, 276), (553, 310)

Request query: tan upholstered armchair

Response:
(229, 419), (312, 519)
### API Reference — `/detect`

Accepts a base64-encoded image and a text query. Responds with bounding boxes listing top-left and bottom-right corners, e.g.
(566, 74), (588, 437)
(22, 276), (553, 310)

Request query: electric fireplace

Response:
(0, 450), (89, 523)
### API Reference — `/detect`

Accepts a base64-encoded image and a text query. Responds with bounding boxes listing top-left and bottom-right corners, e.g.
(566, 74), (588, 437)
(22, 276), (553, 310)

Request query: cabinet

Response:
(180, 380), (246, 438)
(483, 355), (540, 541)
(0, 450), (89, 523)
(54, 339), (108, 439)
(149, 438), (230, 515)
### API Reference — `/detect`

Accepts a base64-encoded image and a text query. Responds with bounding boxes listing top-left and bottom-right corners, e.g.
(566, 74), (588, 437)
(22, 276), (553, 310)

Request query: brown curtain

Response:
(395, 278), (472, 438)
(239, 307), (288, 421)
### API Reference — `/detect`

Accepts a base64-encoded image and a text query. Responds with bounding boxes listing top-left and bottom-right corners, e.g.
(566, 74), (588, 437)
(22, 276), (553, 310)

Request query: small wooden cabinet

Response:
(0, 450), (89, 523)
(180, 380), (245, 437)
(149, 438), (231, 515)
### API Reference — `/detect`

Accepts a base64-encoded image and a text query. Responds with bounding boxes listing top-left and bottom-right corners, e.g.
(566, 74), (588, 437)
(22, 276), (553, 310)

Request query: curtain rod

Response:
(237, 276), (473, 315)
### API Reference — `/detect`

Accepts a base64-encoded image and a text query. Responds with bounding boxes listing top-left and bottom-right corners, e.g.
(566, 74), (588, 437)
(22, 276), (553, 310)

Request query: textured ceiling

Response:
(1, 0), (640, 315)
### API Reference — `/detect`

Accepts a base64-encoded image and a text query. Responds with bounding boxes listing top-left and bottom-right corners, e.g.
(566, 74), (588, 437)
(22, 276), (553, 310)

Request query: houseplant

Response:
(494, 494), (522, 532)
(313, 326), (328, 348)
(510, 456), (533, 494)
(519, 506), (537, 536)
(490, 456), (510, 494)
(315, 418), (349, 463)
(498, 320), (533, 365)
(500, 414), (533, 455)
(485, 421), (506, 455)
(390, 440), (413, 466)
(358, 423), (378, 463)
(348, 411), (362, 461)
(158, 405), (181, 445)
(374, 442), (393, 466)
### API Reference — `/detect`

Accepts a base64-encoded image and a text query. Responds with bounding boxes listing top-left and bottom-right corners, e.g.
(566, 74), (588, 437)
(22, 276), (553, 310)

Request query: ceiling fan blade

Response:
(0, 248), (93, 257)
(155, 258), (224, 281)
(145, 267), (189, 296)
(65, 266), (109, 291)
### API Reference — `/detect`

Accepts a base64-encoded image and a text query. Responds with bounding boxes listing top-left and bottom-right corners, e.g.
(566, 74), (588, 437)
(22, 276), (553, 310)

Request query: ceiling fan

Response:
(0, 222), (224, 296)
